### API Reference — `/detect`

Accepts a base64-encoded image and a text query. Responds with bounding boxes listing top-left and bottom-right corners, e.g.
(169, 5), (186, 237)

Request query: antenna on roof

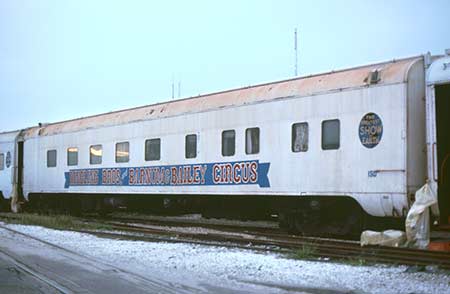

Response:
(178, 80), (181, 98)
(294, 28), (298, 76)
(171, 75), (175, 100)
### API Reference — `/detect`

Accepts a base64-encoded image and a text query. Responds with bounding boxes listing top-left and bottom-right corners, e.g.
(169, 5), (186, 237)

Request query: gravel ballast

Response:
(2, 222), (449, 294)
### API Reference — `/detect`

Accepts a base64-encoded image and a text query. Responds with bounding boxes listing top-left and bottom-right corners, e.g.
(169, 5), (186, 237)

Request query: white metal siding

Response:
(23, 83), (410, 217)
(0, 132), (18, 199)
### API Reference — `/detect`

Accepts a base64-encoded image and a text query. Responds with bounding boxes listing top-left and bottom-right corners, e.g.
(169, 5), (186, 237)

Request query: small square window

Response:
(116, 142), (129, 163)
(67, 147), (78, 166)
(185, 134), (197, 159)
(0, 153), (4, 170)
(145, 139), (160, 161)
(222, 130), (235, 156)
(322, 119), (340, 150)
(90, 145), (103, 164)
(47, 150), (57, 167)
(292, 123), (308, 152)
(245, 128), (260, 154)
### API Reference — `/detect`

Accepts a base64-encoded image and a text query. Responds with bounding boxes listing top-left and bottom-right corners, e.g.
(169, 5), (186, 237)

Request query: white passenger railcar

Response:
(0, 130), (21, 211)
(1, 52), (449, 234)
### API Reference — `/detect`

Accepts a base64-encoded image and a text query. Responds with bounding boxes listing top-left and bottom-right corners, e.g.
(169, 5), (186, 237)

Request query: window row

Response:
(47, 136), (189, 168)
(291, 119), (340, 152)
(47, 139), (161, 167)
(46, 120), (340, 167)
(221, 127), (260, 157)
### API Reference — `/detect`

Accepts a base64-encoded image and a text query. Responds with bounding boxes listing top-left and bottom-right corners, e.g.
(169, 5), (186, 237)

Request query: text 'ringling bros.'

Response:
(64, 160), (270, 188)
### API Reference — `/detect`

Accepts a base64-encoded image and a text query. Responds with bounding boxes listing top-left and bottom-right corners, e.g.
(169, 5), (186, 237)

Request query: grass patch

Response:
(288, 246), (372, 267)
(342, 256), (368, 266)
(0, 212), (113, 231)
(291, 245), (318, 260)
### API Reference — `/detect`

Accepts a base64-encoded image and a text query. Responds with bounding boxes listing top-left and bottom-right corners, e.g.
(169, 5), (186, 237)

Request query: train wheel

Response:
(293, 216), (304, 234)
(277, 212), (289, 230)
(286, 213), (298, 234)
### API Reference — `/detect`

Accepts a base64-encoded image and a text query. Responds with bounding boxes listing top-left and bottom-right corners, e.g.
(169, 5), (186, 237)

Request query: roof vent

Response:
(368, 69), (381, 84)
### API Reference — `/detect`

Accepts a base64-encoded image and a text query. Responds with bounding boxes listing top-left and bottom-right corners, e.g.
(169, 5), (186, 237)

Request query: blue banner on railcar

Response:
(64, 160), (270, 188)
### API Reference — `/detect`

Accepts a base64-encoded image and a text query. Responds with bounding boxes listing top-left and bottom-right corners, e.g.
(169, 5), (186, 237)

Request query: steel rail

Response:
(90, 215), (280, 234)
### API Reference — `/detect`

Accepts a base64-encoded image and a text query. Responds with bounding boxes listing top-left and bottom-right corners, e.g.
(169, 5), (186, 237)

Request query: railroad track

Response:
(87, 216), (450, 270)
(2, 213), (450, 269)
(90, 214), (281, 234)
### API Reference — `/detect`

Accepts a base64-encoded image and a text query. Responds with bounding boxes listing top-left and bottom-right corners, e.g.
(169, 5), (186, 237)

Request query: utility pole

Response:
(294, 28), (298, 76)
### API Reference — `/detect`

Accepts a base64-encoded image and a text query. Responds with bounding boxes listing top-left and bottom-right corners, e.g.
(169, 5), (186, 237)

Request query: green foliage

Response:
(292, 245), (317, 260)
(344, 257), (368, 266)
(0, 212), (112, 231)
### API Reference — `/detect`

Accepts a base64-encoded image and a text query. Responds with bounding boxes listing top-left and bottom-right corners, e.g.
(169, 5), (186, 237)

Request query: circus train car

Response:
(1, 51), (450, 236)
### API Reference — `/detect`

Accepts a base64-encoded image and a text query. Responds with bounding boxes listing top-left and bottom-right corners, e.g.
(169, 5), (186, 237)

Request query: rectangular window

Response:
(222, 130), (235, 156)
(185, 134), (197, 159)
(322, 119), (340, 150)
(145, 138), (160, 161)
(0, 153), (4, 170)
(90, 145), (103, 164)
(116, 142), (130, 163)
(245, 127), (260, 154)
(67, 147), (78, 166)
(47, 149), (57, 167)
(292, 123), (308, 152)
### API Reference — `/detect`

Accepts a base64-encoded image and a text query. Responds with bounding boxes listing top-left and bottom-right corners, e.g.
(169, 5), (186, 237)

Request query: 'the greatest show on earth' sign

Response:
(359, 112), (383, 148)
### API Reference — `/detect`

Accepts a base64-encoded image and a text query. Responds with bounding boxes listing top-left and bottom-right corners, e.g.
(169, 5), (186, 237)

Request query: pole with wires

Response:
(294, 28), (298, 76)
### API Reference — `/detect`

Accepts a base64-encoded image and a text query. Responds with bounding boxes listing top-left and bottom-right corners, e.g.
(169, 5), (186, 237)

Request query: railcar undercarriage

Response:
(20, 193), (404, 239)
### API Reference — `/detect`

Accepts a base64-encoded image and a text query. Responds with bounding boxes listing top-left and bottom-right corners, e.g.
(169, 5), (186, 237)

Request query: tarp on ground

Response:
(361, 230), (406, 247)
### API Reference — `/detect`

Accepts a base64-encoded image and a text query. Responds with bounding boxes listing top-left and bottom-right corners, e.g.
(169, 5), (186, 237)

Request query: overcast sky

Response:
(1, 0), (449, 131)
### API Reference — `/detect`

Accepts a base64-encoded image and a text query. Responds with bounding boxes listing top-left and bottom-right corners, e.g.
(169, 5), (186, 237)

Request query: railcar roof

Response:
(0, 130), (21, 142)
(25, 56), (421, 138)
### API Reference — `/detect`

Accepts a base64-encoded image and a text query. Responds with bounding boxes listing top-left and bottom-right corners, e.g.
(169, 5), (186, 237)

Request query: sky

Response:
(0, 0), (449, 131)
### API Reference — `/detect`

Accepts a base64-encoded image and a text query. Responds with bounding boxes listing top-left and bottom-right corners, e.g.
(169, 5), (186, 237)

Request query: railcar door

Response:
(426, 51), (450, 225)
(435, 84), (450, 224)
(16, 141), (24, 198)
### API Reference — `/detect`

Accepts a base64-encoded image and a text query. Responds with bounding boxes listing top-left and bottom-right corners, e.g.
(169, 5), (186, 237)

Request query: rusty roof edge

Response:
(0, 125), (41, 137)
(33, 81), (407, 138)
(29, 55), (422, 131)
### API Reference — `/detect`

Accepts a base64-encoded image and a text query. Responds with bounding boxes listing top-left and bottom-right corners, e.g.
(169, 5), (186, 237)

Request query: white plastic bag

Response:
(405, 183), (439, 249)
